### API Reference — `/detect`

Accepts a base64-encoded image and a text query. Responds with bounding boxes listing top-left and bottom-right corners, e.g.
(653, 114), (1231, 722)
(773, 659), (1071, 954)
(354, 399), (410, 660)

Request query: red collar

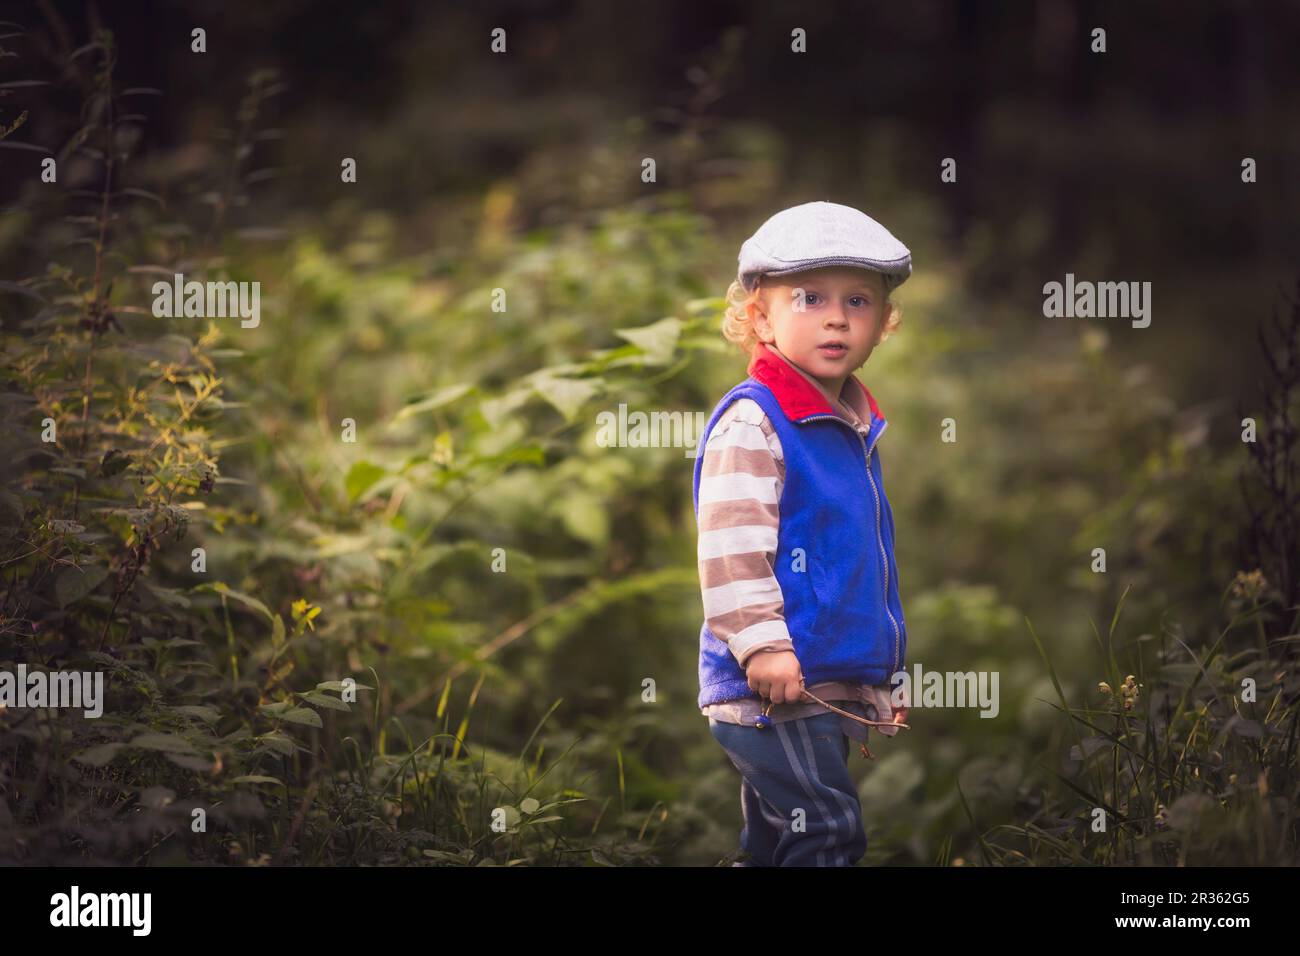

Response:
(747, 342), (884, 424)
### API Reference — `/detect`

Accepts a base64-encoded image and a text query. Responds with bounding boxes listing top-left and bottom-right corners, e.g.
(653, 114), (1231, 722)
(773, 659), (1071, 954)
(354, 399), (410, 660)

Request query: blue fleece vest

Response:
(692, 368), (906, 709)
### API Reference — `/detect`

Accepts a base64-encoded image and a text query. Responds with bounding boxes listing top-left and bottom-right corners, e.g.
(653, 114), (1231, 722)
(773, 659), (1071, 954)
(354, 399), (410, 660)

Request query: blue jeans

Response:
(709, 710), (867, 866)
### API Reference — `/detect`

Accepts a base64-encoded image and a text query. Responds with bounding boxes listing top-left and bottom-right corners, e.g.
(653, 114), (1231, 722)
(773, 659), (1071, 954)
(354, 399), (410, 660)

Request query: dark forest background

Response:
(1, 0), (1298, 866)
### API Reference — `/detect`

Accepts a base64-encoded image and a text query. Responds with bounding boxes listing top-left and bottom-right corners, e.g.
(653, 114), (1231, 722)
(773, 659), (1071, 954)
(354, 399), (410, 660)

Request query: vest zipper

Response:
(799, 413), (902, 676)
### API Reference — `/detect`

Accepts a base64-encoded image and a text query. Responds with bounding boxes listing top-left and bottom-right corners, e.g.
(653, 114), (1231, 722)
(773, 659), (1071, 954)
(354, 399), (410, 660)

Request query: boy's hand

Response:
(745, 649), (804, 704)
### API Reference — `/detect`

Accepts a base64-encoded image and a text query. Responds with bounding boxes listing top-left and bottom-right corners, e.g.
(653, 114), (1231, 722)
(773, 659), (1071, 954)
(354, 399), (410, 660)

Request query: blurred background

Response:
(1, 0), (1298, 866)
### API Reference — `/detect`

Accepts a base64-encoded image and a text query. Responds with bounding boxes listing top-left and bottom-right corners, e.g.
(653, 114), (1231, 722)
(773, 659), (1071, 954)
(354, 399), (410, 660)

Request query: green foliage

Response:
(994, 580), (1300, 865)
(2, 13), (1296, 869)
(0, 21), (718, 866)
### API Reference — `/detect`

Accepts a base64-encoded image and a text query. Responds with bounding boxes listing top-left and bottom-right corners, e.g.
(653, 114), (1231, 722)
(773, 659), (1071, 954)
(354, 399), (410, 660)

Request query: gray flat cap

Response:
(737, 200), (912, 294)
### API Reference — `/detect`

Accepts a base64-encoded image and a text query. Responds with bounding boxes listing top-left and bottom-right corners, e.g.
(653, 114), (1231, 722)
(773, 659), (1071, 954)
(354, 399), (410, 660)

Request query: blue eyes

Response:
(799, 293), (870, 308)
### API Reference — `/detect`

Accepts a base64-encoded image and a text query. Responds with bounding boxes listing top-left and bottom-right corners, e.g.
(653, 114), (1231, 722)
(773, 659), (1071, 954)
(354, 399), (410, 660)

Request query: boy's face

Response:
(751, 266), (889, 397)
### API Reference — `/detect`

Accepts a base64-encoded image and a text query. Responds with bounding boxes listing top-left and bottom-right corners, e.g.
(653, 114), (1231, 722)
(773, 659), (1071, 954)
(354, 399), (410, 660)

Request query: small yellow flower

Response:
(1119, 675), (1141, 710)
(1098, 681), (1113, 696)
(1230, 568), (1268, 601)
(291, 598), (322, 631)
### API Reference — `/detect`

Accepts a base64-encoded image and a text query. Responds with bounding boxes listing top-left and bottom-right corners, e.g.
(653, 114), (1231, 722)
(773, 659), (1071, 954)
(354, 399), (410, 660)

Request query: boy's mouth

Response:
(817, 342), (848, 357)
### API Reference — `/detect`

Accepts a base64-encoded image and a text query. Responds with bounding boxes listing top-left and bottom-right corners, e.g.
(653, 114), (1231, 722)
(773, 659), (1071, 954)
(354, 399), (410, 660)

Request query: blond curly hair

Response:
(721, 272), (903, 358)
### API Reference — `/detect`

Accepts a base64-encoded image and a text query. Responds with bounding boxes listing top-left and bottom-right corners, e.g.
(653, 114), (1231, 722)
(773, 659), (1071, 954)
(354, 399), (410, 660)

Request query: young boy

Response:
(693, 200), (912, 867)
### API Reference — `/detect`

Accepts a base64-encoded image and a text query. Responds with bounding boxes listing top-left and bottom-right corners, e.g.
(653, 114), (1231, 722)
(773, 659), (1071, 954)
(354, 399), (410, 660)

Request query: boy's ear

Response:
(750, 296), (770, 334)
(875, 301), (895, 341)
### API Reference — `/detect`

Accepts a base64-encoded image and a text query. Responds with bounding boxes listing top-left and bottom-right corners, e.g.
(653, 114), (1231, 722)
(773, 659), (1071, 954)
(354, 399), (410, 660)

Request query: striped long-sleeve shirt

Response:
(695, 346), (903, 737)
